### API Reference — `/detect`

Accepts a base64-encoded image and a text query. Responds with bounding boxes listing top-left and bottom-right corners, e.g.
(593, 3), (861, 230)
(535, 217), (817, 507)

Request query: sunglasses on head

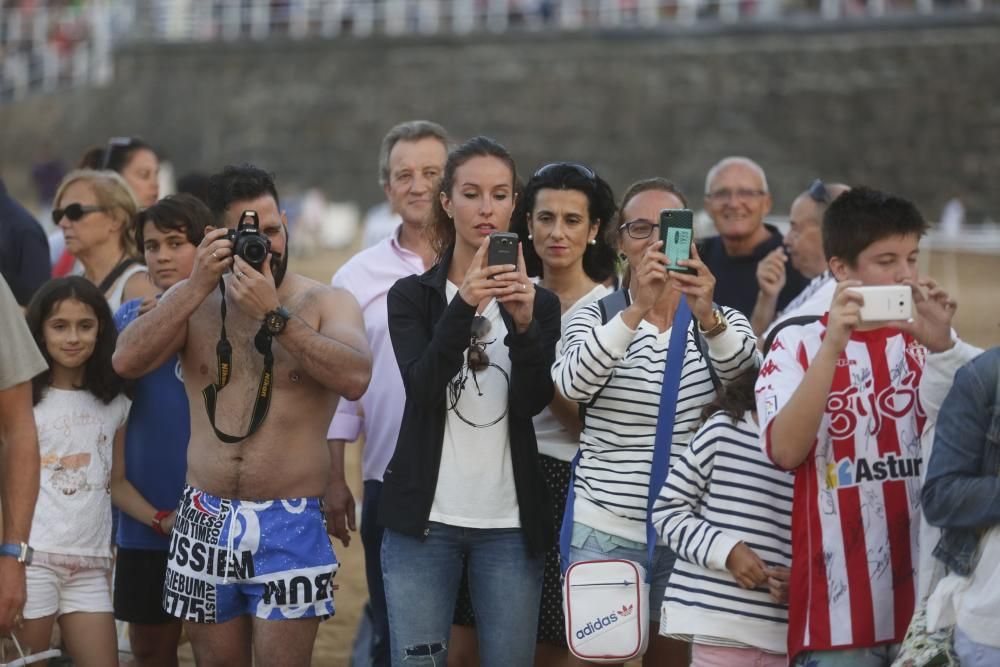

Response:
(533, 162), (597, 181)
(807, 178), (830, 204)
(102, 136), (135, 170)
(52, 203), (106, 225)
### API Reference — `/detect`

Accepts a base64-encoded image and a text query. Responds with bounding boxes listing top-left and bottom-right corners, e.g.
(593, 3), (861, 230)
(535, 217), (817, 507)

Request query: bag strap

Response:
(561, 299), (692, 583)
(97, 257), (137, 294)
(582, 288), (719, 420)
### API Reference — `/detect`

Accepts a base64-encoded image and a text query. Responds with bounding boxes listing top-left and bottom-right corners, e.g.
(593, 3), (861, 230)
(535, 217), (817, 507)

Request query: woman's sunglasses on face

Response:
(52, 203), (106, 225)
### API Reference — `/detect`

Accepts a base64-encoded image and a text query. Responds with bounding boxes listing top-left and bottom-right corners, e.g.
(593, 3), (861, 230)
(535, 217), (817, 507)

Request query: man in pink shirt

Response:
(325, 120), (449, 667)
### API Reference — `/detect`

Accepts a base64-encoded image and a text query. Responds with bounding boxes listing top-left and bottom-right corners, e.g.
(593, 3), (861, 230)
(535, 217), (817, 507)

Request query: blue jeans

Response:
(362, 480), (389, 667)
(381, 522), (544, 667)
(792, 643), (900, 666)
(955, 627), (1000, 667)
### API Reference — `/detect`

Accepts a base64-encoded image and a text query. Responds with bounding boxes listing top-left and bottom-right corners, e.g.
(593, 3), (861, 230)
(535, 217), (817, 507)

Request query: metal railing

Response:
(1, 0), (994, 102)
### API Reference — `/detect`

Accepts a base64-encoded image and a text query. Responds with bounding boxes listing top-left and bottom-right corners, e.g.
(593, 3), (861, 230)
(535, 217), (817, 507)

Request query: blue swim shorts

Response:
(163, 485), (338, 623)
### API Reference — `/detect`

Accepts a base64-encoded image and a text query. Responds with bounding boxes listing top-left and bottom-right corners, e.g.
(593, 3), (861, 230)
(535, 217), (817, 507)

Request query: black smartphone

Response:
(487, 232), (519, 267)
(659, 209), (694, 274)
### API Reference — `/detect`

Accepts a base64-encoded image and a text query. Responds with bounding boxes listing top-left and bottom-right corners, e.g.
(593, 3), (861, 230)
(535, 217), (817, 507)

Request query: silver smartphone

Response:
(850, 285), (912, 322)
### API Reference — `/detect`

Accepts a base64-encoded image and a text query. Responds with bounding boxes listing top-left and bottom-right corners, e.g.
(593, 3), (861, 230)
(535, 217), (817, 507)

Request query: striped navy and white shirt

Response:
(653, 411), (793, 654)
(552, 303), (757, 543)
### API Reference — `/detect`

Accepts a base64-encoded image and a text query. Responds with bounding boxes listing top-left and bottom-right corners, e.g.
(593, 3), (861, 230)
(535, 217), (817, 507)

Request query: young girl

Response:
(19, 276), (130, 667)
(653, 367), (793, 667)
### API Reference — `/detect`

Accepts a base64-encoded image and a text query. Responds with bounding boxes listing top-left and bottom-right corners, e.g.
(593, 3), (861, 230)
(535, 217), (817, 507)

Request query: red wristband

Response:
(151, 510), (171, 536)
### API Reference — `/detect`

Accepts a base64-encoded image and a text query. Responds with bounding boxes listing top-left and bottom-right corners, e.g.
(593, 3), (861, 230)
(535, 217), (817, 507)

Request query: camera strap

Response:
(201, 278), (275, 444)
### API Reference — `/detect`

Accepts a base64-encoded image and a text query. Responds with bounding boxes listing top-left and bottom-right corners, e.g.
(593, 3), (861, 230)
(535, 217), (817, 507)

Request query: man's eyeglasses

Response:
(52, 203), (106, 225)
(704, 188), (767, 202)
(807, 178), (830, 204)
(533, 162), (597, 181)
(618, 220), (658, 240)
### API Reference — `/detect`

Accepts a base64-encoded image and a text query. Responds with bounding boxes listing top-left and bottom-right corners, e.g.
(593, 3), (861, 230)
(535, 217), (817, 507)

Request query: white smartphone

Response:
(850, 285), (913, 322)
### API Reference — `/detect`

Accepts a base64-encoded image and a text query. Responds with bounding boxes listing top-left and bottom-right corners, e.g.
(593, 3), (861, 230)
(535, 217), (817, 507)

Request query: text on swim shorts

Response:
(168, 533), (255, 580)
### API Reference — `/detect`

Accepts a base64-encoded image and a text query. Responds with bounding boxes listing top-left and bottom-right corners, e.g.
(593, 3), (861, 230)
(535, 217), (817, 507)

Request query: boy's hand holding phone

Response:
(888, 278), (957, 353)
(823, 280), (865, 355)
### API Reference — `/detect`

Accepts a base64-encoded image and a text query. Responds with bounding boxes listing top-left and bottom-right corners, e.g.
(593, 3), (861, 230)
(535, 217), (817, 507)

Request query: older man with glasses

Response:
(751, 179), (851, 340)
(699, 156), (810, 318)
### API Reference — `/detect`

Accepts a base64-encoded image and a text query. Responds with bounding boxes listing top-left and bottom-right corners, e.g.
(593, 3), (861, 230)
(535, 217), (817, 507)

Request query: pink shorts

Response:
(24, 554), (113, 619)
(691, 642), (788, 667)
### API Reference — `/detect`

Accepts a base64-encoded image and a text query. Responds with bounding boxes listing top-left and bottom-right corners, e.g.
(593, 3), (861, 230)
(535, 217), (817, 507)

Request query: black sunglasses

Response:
(533, 162), (597, 181)
(468, 315), (492, 372)
(52, 203), (106, 225)
(807, 178), (830, 204)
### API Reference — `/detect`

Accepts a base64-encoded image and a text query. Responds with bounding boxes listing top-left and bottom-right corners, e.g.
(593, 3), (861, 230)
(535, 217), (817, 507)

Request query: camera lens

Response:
(243, 240), (267, 265)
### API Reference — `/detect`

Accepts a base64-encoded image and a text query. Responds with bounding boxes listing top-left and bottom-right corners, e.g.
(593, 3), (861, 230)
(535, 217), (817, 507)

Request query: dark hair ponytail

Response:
(427, 136), (518, 260)
(696, 366), (759, 427)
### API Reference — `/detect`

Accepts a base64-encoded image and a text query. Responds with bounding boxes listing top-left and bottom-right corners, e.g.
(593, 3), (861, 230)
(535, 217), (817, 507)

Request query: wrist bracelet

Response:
(151, 510), (171, 536)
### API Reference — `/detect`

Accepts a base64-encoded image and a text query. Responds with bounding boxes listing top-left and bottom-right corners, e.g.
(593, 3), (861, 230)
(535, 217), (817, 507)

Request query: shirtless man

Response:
(112, 165), (372, 667)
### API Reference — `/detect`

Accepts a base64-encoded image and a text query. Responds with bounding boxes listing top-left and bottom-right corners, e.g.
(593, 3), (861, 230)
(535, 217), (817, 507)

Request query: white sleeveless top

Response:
(105, 264), (149, 313)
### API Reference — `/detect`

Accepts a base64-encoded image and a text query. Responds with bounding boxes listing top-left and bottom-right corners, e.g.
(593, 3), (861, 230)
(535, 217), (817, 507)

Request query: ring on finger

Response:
(212, 251), (218, 259)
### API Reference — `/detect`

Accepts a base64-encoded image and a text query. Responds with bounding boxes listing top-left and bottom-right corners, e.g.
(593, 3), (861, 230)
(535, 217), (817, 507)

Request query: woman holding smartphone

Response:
(380, 136), (561, 667)
(552, 178), (759, 667)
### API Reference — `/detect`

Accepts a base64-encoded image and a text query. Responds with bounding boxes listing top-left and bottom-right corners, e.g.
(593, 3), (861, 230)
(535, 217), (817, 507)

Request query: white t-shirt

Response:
(762, 273), (835, 341)
(30, 388), (131, 558)
(533, 283), (612, 462)
(929, 525), (1000, 648)
(428, 282), (519, 529)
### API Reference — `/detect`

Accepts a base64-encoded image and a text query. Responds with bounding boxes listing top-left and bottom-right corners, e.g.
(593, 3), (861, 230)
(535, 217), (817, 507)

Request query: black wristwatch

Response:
(264, 306), (291, 336)
(0, 542), (33, 565)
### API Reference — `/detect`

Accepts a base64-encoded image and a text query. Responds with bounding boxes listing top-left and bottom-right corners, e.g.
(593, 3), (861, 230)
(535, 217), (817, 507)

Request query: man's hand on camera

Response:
(190, 227), (234, 294)
(229, 254), (280, 321)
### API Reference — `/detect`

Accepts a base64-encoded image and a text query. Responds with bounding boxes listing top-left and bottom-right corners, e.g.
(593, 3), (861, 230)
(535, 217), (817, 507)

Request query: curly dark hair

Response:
(206, 164), (281, 224)
(25, 277), (126, 406)
(509, 163), (617, 284)
(427, 136), (518, 260)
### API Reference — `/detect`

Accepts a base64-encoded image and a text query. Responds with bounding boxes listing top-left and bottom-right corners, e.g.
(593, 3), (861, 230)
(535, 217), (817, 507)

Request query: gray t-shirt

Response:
(0, 275), (47, 390)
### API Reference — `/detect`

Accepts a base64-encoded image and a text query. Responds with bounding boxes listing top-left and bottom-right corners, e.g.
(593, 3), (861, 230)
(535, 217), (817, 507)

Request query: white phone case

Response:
(851, 285), (912, 322)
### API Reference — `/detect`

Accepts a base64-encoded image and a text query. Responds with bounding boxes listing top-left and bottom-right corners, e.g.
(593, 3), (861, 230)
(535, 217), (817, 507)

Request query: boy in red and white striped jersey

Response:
(755, 187), (959, 666)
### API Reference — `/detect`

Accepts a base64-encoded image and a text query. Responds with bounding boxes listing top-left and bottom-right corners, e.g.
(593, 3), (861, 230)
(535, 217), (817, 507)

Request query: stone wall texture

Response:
(2, 16), (999, 219)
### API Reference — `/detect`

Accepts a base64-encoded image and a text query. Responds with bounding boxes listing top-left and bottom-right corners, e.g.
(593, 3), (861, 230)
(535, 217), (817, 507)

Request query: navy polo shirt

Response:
(698, 224), (809, 318)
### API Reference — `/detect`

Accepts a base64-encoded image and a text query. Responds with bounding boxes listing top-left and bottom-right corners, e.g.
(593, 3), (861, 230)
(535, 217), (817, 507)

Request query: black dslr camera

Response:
(227, 211), (271, 272)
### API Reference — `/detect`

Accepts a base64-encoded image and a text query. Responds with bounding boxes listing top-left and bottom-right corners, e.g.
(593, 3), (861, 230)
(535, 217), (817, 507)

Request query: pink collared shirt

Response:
(327, 224), (427, 482)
